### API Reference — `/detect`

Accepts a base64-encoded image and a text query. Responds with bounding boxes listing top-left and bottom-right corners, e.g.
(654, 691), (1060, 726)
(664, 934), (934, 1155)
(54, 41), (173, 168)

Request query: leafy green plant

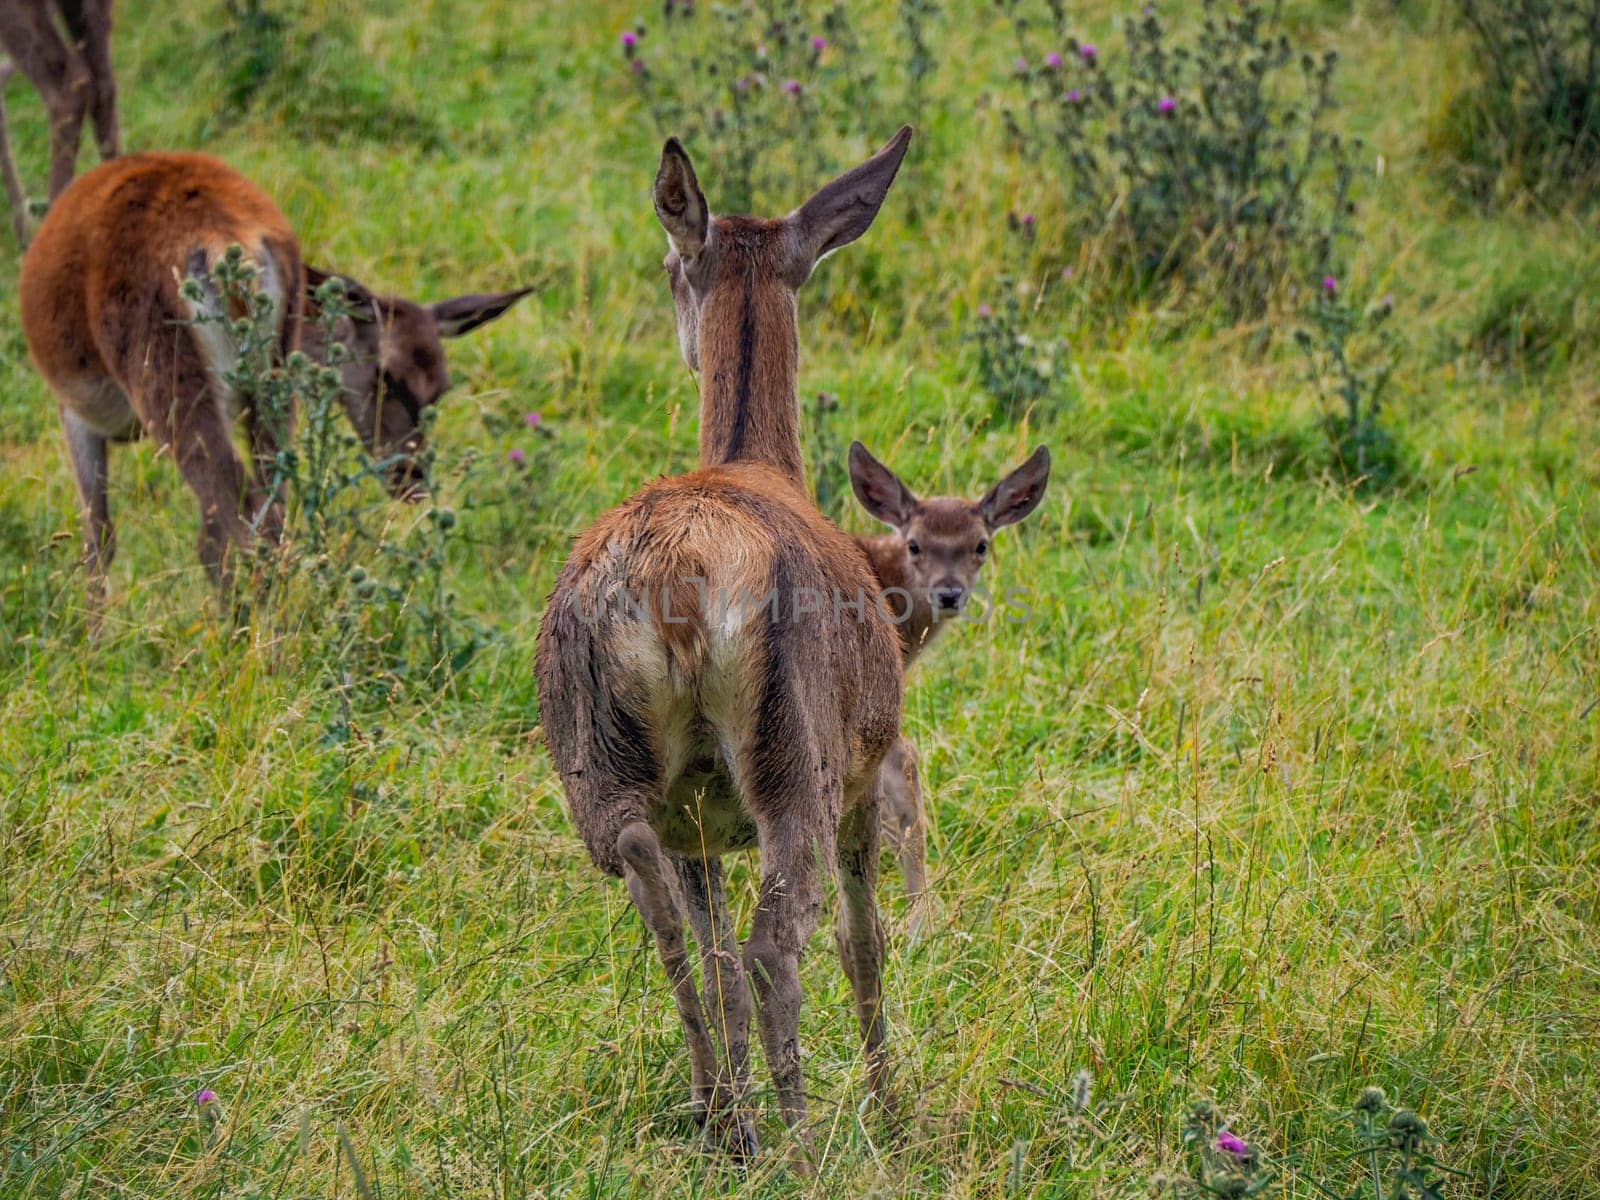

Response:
(1294, 276), (1404, 488)
(999, 1), (1363, 322)
(183, 248), (485, 700)
(1439, 0), (1600, 207)
(969, 212), (1072, 421)
(804, 391), (849, 522)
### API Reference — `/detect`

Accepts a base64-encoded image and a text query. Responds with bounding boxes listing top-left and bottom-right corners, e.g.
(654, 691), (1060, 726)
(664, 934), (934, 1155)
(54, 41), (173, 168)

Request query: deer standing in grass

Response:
(19, 151), (530, 595)
(0, 0), (120, 245)
(535, 128), (913, 1168)
(847, 442), (1052, 933)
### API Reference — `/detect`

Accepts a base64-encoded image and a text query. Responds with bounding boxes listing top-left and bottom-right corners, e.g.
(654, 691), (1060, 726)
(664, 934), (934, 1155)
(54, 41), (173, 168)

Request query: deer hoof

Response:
(704, 1107), (758, 1161)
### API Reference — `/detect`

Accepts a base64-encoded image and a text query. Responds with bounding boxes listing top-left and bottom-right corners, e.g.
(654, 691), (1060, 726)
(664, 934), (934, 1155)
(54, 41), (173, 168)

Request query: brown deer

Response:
(535, 128), (913, 1168)
(846, 443), (1052, 934)
(0, 0), (120, 245)
(19, 151), (530, 593)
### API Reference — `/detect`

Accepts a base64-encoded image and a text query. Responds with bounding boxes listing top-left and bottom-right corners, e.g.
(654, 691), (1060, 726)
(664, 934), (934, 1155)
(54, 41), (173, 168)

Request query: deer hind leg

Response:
(0, 3), (90, 200)
(60, 407), (112, 607)
(837, 786), (892, 1101)
(56, 0), (117, 160)
(675, 854), (757, 1158)
(615, 821), (726, 1132)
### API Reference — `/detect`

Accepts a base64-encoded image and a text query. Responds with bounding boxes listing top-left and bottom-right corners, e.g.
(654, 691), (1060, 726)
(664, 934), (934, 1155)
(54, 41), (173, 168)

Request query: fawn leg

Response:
(60, 407), (113, 605)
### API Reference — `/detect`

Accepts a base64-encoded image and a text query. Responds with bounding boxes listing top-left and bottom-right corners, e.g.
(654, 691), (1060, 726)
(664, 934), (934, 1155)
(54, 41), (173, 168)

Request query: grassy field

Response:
(3, 1), (1599, 1195)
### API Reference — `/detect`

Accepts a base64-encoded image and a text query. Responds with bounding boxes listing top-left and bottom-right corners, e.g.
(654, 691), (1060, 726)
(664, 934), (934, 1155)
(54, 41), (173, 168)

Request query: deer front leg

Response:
(60, 0), (118, 161)
(837, 790), (891, 1101)
(675, 854), (757, 1159)
(615, 822), (723, 1128)
(60, 407), (113, 611)
(877, 735), (930, 939)
(745, 820), (825, 1172)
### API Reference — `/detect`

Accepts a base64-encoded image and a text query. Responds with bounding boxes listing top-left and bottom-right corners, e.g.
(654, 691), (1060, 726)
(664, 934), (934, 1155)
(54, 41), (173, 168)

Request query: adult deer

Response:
(19, 151), (530, 593)
(0, 0), (120, 245)
(847, 442), (1052, 933)
(535, 128), (913, 1168)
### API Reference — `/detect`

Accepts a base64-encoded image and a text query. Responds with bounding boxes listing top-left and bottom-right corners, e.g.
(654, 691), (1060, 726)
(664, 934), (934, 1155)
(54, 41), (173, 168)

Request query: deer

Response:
(0, 0), (120, 246)
(535, 127), (913, 1170)
(845, 442), (1052, 935)
(18, 151), (531, 596)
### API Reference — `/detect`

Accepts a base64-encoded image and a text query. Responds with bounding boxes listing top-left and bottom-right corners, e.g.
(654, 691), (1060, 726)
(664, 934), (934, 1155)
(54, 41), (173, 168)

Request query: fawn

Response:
(19, 152), (530, 594)
(847, 442), (1052, 933)
(536, 128), (913, 1169)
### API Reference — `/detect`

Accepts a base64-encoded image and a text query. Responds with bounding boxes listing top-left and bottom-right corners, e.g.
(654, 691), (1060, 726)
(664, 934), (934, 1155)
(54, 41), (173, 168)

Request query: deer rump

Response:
(537, 462), (902, 877)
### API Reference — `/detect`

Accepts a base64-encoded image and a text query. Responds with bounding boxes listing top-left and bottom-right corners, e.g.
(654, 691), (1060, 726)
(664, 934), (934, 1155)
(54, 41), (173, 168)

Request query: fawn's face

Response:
(305, 268), (532, 500)
(850, 443), (1053, 615)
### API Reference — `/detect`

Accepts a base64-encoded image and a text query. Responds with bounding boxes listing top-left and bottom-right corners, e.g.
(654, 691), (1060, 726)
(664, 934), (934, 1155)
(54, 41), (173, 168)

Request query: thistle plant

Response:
(1294, 277), (1403, 489)
(805, 391), (850, 523)
(969, 212), (1072, 422)
(1342, 1088), (1456, 1200)
(999, 1), (1365, 322)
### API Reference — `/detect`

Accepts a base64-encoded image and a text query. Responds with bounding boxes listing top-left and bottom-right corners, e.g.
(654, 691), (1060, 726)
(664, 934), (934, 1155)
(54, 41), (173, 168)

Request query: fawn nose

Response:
(934, 584), (966, 611)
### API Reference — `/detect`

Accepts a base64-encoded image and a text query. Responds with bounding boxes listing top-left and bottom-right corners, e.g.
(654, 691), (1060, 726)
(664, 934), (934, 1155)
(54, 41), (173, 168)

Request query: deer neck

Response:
(698, 274), (804, 486)
(855, 533), (942, 667)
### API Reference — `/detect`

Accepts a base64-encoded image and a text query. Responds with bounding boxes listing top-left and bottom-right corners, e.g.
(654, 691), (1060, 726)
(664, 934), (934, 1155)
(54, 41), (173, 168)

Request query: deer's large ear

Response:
(655, 137), (709, 259)
(432, 286), (535, 338)
(787, 125), (912, 280)
(849, 440), (918, 528)
(306, 264), (378, 323)
(978, 446), (1051, 530)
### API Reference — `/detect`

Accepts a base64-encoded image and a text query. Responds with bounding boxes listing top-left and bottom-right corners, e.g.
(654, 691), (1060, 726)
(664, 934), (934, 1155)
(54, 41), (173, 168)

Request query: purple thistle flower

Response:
(1080, 43), (1097, 61)
(1158, 96), (1177, 114)
(1381, 292), (1395, 307)
(630, 58), (646, 74)
(1322, 275), (1338, 294)
(621, 31), (638, 50)
(196, 1089), (219, 1106)
(1045, 51), (1064, 68)
(978, 303), (993, 318)
(509, 448), (526, 465)
(1015, 56), (1029, 72)
(525, 411), (542, 427)
(1021, 212), (1036, 228)
(811, 35), (827, 51)
(783, 78), (802, 95)
(1067, 89), (1083, 103)
(1217, 1130), (1251, 1159)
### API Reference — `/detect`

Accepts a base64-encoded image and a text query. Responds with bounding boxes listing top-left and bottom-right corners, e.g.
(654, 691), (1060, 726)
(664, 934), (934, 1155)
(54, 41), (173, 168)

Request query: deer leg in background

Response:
(57, 0), (118, 160)
(0, 2), (90, 200)
(0, 59), (27, 245)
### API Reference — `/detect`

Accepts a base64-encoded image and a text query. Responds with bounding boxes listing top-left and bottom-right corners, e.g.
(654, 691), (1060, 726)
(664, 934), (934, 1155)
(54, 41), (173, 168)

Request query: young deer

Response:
(19, 152), (529, 593)
(536, 128), (913, 1168)
(846, 443), (1052, 931)
(0, 0), (120, 245)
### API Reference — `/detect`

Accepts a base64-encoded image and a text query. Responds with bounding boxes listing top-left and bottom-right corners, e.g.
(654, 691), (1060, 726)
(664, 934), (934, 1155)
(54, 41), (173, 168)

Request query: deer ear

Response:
(306, 265), (378, 323)
(431, 286), (535, 338)
(849, 440), (918, 528)
(787, 126), (912, 279)
(655, 137), (709, 259)
(978, 446), (1051, 530)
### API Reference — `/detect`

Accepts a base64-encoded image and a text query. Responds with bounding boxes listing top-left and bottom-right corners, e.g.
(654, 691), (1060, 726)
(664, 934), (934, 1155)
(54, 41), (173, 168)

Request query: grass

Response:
(2, 1), (1599, 1195)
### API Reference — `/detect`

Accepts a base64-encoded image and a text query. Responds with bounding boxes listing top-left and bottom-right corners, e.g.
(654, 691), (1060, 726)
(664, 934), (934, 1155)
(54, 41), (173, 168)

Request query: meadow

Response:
(2, 1), (1599, 1195)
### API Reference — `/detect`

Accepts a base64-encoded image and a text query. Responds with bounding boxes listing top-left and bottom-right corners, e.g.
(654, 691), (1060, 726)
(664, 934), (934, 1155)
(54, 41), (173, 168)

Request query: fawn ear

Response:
(849, 440), (918, 528)
(787, 125), (912, 281)
(306, 265), (378, 323)
(655, 137), (709, 259)
(431, 286), (535, 338)
(978, 446), (1051, 530)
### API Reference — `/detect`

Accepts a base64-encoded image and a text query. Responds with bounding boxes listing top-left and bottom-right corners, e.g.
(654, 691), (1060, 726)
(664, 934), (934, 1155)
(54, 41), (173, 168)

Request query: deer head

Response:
(303, 266), (532, 500)
(654, 127), (913, 483)
(850, 442), (1052, 620)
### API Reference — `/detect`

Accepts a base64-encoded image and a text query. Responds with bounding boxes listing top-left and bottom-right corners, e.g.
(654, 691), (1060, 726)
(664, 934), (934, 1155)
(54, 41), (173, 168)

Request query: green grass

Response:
(2, 1), (1599, 1195)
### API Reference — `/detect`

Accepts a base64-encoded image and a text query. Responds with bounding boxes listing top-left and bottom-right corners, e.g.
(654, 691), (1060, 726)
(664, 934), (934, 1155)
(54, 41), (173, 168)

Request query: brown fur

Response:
(0, 0), (119, 245)
(847, 444), (1052, 935)
(536, 128), (913, 1168)
(19, 153), (532, 597)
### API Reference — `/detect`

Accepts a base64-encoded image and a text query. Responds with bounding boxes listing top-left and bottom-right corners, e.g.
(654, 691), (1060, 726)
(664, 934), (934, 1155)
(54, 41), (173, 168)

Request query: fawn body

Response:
(20, 152), (529, 592)
(536, 129), (913, 1167)
(848, 443), (1052, 929)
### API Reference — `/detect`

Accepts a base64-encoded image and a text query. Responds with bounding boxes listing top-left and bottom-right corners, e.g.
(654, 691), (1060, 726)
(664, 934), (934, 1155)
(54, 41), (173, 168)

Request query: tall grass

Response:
(1, 2), (1598, 1195)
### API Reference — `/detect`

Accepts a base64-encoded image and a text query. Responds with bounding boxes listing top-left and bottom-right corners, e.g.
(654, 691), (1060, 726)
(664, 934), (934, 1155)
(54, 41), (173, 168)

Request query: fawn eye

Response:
(907, 540), (921, 557)
(976, 539), (989, 557)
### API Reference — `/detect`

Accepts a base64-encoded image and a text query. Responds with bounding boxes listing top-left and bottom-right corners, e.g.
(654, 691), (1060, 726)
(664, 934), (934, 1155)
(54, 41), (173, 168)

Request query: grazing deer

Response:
(0, 0), (120, 245)
(19, 151), (530, 593)
(535, 127), (913, 1168)
(846, 443), (1052, 932)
